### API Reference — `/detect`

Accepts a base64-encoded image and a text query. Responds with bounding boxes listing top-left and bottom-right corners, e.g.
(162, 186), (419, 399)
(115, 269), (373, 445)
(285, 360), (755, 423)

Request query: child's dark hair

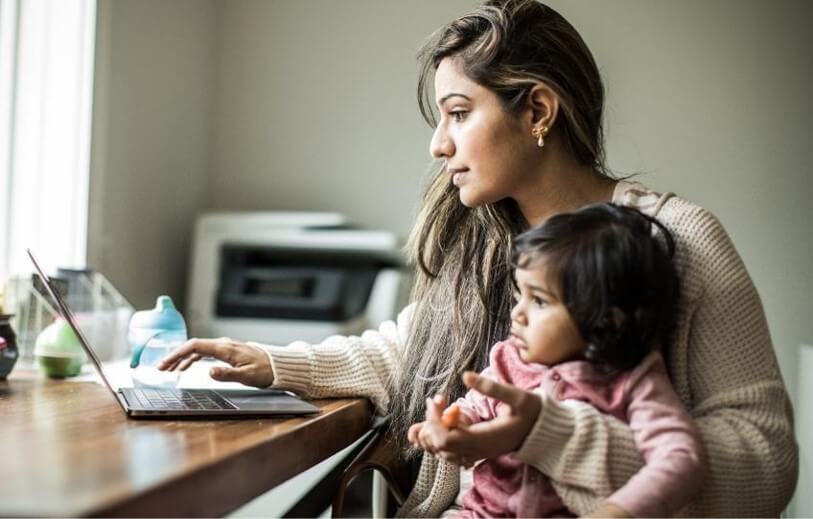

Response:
(512, 203), (680, 371)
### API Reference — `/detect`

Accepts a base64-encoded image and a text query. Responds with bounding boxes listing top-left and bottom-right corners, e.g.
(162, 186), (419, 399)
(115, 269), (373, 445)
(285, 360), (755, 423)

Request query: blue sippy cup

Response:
(129, 295), (187, 388)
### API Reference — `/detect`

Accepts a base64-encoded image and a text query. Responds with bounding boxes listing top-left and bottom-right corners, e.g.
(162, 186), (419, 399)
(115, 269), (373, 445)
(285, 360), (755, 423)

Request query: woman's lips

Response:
(449, 168), (469, 186)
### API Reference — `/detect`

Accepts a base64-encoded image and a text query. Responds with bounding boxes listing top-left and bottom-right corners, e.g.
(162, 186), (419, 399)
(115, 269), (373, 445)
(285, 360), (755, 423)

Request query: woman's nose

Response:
(429, 125), (453, 159)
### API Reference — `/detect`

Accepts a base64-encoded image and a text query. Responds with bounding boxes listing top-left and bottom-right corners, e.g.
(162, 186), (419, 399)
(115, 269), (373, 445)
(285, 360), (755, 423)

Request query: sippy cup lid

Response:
(129, 296), (186, 331)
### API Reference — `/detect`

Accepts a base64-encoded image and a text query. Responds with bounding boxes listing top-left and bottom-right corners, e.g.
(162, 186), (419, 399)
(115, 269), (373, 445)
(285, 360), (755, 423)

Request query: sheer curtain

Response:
(0, 0), (96, 280)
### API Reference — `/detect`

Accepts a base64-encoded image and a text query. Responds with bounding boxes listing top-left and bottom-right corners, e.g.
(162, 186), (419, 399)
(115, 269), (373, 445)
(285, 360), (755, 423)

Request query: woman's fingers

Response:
(156, 339), (213, 370)
(433, 428), (481, 467)
(453, 404), (540, 455)
(154, 338), (274, 388)
(210, 365), (252, 384)
(176, 352), (202, 372)
(158, 338), (234, 371)
(212, 359), (274, 388)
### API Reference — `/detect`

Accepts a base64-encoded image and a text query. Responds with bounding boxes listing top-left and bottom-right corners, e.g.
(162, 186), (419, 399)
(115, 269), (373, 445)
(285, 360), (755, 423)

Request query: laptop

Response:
(27, 249), (320, 418)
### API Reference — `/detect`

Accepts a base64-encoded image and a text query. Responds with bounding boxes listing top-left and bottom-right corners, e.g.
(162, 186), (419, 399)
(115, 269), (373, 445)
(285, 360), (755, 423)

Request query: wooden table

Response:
(0, 369), (372, 517)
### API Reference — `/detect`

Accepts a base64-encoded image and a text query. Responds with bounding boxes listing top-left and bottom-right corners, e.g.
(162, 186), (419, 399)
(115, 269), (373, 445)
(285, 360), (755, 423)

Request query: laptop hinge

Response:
(115, 389), (133, 413)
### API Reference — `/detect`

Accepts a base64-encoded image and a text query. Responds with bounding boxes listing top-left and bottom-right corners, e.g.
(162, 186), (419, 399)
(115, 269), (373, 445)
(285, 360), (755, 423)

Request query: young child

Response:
(409, 203), (707, 518)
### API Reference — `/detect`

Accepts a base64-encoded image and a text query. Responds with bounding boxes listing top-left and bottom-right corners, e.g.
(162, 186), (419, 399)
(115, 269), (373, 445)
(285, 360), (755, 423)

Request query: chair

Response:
(281, 416), (411, 518)
(331, 428), (412, 518)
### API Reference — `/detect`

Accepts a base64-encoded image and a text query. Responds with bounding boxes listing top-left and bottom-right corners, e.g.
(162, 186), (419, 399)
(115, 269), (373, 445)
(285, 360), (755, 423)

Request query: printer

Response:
(186, 212), (411, 345)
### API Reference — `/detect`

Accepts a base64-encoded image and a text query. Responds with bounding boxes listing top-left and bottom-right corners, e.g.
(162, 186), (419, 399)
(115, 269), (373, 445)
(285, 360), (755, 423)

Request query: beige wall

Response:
(208, 0), (813, 393)
(546, 0), (813, 408)
(547, 4), (812, 513)
(212, 0), (480, 238)
(89, 0), (217, 311)
(91, 1), (811, 511)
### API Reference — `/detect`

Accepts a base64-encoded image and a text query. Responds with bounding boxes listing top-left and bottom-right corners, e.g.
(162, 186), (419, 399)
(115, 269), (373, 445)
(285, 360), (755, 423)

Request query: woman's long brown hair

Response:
(388, 0), (612, 457)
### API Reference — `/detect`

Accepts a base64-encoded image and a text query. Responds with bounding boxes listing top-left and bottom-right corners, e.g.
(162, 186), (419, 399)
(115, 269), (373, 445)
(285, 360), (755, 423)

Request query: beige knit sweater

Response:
(256, 181), (798, 517)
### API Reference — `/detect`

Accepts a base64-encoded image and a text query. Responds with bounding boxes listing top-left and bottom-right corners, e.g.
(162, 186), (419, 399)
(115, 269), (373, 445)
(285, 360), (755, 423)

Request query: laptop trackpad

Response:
(215, 389), (319, 413)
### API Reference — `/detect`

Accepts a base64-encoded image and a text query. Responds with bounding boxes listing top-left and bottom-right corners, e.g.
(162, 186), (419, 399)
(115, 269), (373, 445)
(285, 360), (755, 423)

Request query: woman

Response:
(160, 1), (797, 516)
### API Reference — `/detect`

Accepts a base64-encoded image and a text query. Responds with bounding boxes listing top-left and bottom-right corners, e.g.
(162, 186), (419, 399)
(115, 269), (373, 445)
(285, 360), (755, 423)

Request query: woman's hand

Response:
(414, 371), (542, 466)
(156, 338), (274, 388)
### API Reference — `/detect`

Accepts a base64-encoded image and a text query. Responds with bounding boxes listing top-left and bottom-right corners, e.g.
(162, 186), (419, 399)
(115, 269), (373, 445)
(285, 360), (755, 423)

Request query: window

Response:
(0, 0), (96, 281)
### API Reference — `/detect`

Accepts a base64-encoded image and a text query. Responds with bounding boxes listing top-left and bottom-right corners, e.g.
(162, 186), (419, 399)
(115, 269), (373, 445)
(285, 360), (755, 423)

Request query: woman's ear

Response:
(526, 83), (559, 130)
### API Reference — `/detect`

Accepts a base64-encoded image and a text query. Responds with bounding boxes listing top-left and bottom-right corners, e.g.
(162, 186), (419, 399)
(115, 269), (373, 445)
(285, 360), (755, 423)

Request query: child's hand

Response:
(407, 420), (428, 450)
(408, 398), (465, 444)
(441, 403), (461, 428)
(407, 397), (458, 452)
(407, 396), (474, 466)
(407, 417), (444, 454)
(412, 372), (543, 468)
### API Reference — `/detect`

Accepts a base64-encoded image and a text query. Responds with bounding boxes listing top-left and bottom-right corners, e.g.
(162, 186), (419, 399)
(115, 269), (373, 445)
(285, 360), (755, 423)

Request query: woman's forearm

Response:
(254, 311), (409, 413)
(514, 383), (797, 517)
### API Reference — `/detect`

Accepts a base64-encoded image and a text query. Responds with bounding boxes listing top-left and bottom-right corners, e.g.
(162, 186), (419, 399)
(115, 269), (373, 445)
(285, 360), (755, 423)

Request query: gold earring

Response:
(531, 125), (548, 148)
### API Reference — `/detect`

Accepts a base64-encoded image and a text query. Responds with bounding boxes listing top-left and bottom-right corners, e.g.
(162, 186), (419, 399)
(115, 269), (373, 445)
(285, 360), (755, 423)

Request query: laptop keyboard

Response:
(128, 388), (237, 411)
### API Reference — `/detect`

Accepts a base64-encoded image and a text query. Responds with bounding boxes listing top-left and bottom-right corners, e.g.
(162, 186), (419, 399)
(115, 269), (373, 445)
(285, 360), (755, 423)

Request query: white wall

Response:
(91, 0), (811, 513)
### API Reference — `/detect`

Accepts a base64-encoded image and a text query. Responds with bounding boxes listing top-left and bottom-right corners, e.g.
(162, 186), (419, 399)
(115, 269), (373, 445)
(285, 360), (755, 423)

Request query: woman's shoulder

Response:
(614, 180), (746, 300)
(614, 180), (730, 247)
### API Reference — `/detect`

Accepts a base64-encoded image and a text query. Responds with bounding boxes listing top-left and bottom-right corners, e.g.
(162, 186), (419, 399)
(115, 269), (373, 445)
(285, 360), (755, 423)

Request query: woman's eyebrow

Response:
(437, 93), (472, 106)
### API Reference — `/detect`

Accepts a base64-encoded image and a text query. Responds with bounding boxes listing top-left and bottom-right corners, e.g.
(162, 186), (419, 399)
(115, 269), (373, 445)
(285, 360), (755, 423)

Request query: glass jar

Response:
(0, 314), (19, 380)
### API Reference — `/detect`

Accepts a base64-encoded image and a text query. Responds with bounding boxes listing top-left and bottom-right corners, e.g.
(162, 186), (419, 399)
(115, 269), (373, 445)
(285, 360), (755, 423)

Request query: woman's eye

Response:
(533, 296), (547, 307)
(450, 110), (468, 122)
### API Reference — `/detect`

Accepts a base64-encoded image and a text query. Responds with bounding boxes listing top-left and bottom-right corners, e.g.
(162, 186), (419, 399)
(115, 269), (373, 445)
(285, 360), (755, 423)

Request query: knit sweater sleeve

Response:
(247, 304), (413, 414)
(606, 352), (707, 518)
(515, 200), (798, 517)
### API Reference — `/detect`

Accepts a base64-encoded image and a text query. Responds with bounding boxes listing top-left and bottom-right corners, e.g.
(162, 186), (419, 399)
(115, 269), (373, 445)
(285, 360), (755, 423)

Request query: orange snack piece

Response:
(441, 403), (461, 429)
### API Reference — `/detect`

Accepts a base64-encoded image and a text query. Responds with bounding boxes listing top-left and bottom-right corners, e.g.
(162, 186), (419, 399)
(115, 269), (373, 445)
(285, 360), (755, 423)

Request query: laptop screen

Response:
(26, 249), (123, 404)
